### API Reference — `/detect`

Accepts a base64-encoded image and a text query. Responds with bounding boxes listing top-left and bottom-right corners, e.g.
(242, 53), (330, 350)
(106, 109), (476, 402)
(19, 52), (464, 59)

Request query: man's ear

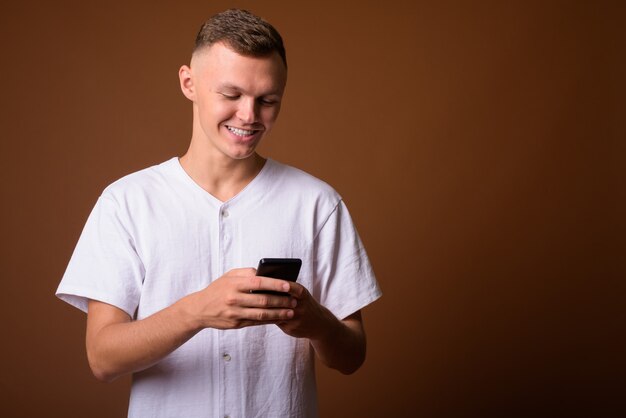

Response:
(179, 65), (195, 101)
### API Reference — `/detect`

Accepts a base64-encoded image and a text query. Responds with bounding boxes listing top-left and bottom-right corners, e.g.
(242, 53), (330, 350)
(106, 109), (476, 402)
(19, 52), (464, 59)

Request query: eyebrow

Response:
(217, 83), (241, 91)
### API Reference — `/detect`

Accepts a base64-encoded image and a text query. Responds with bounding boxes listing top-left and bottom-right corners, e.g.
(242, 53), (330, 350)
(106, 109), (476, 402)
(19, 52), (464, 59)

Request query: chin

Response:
(227, 148), (258, 161)
(226, 141), (263, 160)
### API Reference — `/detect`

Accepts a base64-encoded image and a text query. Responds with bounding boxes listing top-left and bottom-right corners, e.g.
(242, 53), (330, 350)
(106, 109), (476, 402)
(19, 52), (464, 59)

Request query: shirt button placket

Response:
(219, 205), (228, 418)
(220, 206), (231, 251)
(221, 350), (232, 418)
(219, 206), (234, 418)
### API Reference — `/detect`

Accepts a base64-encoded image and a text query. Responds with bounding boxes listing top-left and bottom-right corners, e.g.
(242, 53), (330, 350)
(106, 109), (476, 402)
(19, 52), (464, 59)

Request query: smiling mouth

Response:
(226, 125), (259, 137)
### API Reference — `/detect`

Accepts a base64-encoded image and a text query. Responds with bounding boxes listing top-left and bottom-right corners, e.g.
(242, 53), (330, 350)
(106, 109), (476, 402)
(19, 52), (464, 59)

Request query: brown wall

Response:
(1, 1), (624, 417)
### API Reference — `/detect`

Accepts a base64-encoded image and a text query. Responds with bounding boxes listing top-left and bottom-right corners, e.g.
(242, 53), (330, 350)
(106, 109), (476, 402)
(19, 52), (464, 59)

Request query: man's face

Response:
(183, 42), (287, 161)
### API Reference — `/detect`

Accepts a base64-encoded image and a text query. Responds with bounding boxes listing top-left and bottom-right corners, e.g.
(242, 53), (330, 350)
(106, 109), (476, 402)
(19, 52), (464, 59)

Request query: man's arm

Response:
(86, 298), (198, 382)
(86, 268), (296, 382)
(278, 283), (366, 375)
(310, 311), (365, 375)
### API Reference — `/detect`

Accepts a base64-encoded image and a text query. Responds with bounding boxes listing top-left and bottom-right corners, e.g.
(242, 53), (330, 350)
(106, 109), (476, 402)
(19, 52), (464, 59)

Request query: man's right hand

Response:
(184, 267), (297, 330)
(86, 267), (295, 382)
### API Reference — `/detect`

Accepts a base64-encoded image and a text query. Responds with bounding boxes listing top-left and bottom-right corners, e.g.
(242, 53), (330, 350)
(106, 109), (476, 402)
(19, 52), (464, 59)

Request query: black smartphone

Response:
(253, 258), (302, 296)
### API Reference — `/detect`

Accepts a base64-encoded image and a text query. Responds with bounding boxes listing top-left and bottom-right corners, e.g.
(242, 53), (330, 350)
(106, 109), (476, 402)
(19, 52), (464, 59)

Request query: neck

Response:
(179, 148), (266, 202)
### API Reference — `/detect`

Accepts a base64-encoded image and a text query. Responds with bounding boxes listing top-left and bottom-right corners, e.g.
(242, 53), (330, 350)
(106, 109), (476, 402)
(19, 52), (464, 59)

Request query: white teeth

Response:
(227, 126), (255, 136)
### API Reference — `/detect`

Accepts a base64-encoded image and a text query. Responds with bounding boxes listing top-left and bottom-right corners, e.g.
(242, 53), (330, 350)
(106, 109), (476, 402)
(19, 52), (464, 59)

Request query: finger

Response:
(248, 275), (292, 294)
(244, 292), (297, 309)
(283, 281), (306, 299)
(243, 308), (295, 322)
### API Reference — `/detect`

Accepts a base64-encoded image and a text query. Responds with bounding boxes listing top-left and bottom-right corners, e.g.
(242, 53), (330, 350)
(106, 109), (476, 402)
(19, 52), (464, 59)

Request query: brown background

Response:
(1, 0), (624, 417)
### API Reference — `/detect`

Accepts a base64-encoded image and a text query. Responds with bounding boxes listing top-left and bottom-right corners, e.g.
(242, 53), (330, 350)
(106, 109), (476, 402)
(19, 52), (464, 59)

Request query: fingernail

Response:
(291, 299), (297, 308)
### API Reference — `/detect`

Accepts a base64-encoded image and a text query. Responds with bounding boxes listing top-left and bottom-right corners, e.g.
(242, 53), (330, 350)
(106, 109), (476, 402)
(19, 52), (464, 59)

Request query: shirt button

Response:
(222, 210), (230, 218)
(223, 353), (232, 362)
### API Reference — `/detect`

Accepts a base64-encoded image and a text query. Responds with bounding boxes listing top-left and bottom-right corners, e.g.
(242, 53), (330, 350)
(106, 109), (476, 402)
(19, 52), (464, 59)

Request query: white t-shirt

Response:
(57, 157), (381, 418)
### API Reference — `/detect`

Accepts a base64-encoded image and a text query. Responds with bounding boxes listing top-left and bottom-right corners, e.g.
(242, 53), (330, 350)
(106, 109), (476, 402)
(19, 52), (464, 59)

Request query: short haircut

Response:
(194, 9), (287, 69)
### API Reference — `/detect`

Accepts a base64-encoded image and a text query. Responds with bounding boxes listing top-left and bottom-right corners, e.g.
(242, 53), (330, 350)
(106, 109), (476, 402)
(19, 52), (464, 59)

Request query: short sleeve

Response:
(312, 200), (382, 320)
(56, 195), (144, 317)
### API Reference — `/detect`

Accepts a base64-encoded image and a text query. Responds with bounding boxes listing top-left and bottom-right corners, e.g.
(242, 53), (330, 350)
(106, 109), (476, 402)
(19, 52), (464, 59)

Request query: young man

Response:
(57, 9), (381, 418)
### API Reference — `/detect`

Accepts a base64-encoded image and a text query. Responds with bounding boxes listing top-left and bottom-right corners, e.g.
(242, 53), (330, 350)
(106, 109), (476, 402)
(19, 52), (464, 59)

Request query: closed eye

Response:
(220, 93), (240, 100)
(258, 98), (280, 106)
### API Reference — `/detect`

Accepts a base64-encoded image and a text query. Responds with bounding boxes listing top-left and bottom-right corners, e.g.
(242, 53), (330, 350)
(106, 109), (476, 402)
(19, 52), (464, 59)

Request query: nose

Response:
(236, 97), (258, 124)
